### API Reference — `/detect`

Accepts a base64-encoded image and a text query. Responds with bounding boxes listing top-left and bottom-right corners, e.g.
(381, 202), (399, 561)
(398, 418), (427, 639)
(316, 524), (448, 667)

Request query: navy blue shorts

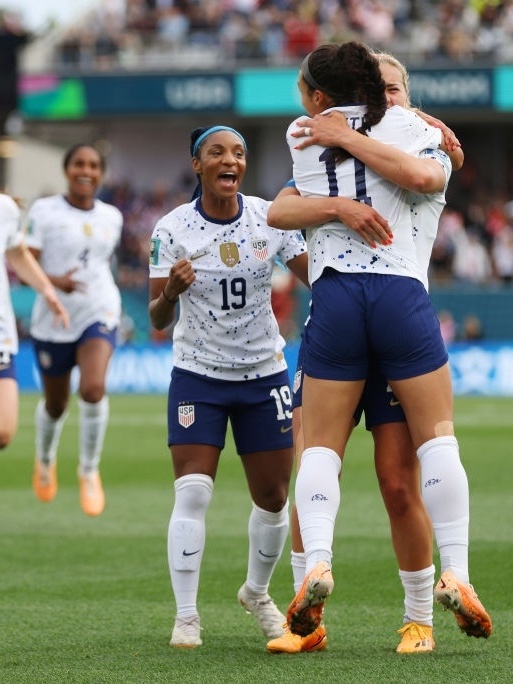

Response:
(33, 322), (117, 376)
(0, 351), (16, 380)
(304, 269), (448, 381)
(167, 367), (293, 455)
(293, 341), (405, 430)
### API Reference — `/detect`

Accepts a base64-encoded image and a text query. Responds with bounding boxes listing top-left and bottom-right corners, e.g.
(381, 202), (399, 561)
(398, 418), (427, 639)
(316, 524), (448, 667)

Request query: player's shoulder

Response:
(94, 198), (123, 222)
(0, 193), (20, 218)
(241, 194), (271, 213)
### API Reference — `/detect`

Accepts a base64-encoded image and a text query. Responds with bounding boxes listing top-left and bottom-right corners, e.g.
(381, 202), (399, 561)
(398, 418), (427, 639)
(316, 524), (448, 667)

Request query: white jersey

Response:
(410, 148), (452, 291)
(149, 194), (306, 381)
(0, 194), (24, 355)
(24, 195), (123, 342)
(287, 104), (442, 285)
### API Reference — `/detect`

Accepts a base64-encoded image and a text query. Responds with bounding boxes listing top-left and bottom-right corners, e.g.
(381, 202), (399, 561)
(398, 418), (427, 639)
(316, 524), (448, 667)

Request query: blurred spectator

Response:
(491, 224), (513, 282)
(452, 227), (493, 283)
(438, 309), (457, 344)
(460, 314), (484, 340)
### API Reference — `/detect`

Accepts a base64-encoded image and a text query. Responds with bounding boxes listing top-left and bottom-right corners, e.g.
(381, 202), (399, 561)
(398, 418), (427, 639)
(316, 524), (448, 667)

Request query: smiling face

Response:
(64, 146), (104, 209)
(379, 61), (409, 109)
(191, 131), (246, 214)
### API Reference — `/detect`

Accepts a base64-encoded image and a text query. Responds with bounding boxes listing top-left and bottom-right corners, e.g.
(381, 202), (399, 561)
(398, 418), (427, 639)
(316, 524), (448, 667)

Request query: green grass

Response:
(1, 394), (512, 684)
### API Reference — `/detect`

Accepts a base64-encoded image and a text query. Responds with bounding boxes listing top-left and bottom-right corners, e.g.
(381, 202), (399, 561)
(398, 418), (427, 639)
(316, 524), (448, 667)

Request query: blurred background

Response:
(2, 0), (513, 395)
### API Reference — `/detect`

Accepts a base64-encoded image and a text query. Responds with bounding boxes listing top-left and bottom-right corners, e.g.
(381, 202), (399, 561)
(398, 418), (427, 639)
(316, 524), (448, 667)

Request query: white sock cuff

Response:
(291, 550), (306, 566)
(399, 564), (435, 582)
(301, 446), (341, 474)
(417, 435), (458, 460)
(78, 396), (109, 418)
(175, 473), (214, 494)
(251, 499), (289, 525)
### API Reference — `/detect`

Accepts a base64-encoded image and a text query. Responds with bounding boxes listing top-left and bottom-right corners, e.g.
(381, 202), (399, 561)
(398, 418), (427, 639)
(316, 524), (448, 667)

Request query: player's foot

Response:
(396, 622), (435, 653)
(78, 469), (105, 517)
(33, 460), (57, 502)
(286, 561), (334, 637)
(237, 583), (286, 639)
(267, 623), (327, 653)
(434, 570), (492, 638)
(170, 615), (202, 648)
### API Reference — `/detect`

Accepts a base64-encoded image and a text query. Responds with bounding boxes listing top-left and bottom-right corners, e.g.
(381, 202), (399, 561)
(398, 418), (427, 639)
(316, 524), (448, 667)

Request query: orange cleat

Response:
(286, 562), (333, 637)
(434, 570), (492, 638)
(78, 470), (105, 516)
(267, 623), (327, 653)
(396, 622), (435, 653)
(33, 460), (58, 502)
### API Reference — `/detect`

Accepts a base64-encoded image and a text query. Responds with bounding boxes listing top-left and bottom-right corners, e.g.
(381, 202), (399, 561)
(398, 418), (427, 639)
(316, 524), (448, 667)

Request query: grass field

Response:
(1, 393), (512, 684)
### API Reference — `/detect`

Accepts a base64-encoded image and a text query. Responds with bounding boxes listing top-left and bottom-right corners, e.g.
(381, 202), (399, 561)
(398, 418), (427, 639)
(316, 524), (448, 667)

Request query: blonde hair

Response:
(374, 51), (411, 108)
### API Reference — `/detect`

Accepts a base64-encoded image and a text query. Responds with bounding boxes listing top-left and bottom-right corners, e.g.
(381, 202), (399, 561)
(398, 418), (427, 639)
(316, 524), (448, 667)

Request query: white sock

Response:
(78, 396), (109, 475)
(417, 436), (469, 584)
(295, 447), (341, 573)
(35, 399), (67, 465)
(168, 473), (213, 619)
(245, 501), (289, 594)
(291, 551), (306, 593)
(399, 564), (435, 626)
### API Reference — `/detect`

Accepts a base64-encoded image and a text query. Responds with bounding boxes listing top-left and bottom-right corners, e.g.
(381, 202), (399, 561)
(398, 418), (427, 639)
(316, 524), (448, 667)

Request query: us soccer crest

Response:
(251, 239), (269, 261)
(220, 243), (239, 267)
(178, 404), (195, 428)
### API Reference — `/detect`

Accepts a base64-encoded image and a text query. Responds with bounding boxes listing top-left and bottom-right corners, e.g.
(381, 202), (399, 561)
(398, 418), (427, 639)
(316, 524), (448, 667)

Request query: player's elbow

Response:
(267, 203), (283, 229)
(410, 170), (444, 194)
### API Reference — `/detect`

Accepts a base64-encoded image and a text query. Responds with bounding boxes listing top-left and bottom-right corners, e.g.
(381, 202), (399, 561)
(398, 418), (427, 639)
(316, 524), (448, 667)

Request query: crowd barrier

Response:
(16, 340), (513, 396)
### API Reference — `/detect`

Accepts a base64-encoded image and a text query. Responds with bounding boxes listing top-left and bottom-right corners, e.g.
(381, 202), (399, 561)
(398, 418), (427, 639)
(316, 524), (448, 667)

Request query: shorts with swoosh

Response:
(32, 321), (117, 376)
(304, 269), (448, 381)
(168, 367), (293, 455)
(293, 341), (405, 430)
(0, 351), (16, 380)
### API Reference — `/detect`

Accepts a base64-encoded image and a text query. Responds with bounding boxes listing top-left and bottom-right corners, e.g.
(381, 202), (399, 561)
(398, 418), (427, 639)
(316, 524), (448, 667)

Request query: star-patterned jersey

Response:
(149, 193), (306, 381)
(24, 195), (123, 342)
(287, 104), (442, 285)
(410, 147), (452, 291)
(0, 194), (24, 355)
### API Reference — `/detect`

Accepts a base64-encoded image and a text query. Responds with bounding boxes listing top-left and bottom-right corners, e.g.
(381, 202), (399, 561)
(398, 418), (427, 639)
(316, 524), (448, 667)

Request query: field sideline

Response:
(2, 394), (512, 683)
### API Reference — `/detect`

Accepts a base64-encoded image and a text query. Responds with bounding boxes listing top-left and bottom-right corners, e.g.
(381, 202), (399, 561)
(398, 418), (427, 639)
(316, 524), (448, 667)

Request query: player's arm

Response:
(413, 110), (464, 171)
(7, 242), (69, 328)
(149, 258), (195, 330)
(285, 251), (310, 289)
(268, 186), (393, 248)
(293, 111), (447, 194)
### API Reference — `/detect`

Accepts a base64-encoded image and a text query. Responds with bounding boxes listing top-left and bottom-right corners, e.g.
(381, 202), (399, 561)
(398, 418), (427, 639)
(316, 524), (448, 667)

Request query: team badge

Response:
(149, 238), (160, 265)
(83, 223), (93, 237)
(38, 350), (53, 370)
(220, 243), (239, 267)
(178, 404), (195, 428)
(251, 239), (269, 261)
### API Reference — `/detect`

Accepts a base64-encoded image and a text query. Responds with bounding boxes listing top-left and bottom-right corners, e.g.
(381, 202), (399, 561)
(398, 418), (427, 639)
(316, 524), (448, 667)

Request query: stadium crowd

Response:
(51, 0), (513, 71)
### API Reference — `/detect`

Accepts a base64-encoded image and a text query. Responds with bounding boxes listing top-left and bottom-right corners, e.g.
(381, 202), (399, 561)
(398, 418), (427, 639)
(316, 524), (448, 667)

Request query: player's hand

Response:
(55, 267), (86, 293)
(415, 111), (461, 151)
(165, 258), (196, 299)
(292, 111), (351, 150)
(42, 287), (69, 328)
(335, 198), (393, 248)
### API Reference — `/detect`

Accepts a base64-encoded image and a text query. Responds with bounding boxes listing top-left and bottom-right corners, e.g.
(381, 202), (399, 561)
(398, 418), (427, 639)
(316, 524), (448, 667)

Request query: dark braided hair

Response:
(302, 41), (387, 161)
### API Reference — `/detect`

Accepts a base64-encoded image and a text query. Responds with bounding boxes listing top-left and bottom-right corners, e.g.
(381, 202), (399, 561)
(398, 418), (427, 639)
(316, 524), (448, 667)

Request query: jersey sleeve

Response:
(2, 195), (23, 250)
(277, 228), (307, 265)
(419, 148), (452, 190)
(149, 218), (175, 278)
(23, 200), (46, 251)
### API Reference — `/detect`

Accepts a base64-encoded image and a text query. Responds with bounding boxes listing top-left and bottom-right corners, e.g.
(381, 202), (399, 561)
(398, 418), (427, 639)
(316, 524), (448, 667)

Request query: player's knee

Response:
(0, 429), (13, 449)
(380, 478), (418, 519)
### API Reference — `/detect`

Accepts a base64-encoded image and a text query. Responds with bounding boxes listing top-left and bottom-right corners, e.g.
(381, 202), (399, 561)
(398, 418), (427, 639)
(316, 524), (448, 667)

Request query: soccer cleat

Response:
(267, 622), (327, 653)
(434, 570), (492, 638)
(170, 615), (202, 648)
(286, 561), (334, 637)
(396, 622), (435, 653)
(78, 470), (105, 517)
(237, 584), (286, 639)
(33, 461), (58, 502)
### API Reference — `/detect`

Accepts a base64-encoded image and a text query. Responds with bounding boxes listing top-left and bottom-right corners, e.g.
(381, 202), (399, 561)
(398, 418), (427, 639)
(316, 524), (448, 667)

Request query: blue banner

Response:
(16, 341), (513, 396)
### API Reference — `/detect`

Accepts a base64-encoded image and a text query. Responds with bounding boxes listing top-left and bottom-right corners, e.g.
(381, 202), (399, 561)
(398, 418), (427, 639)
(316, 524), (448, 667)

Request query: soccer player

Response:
(0, 192), (68, 449)
(25, 144), (123, 516)
(148, 125), (310, 648)
(267, 41), (491, 647)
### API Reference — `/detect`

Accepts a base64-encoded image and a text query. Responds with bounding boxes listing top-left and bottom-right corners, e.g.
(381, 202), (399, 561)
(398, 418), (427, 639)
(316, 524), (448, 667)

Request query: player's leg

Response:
(236, 370), (294, 640)
(0, 358), (18, 449)
(166, 368), (225, 648)
(75, 329), (115, 516)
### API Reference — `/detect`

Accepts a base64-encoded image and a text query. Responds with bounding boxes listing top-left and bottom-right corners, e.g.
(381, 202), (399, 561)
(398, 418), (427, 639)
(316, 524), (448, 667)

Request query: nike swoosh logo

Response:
(280, 425), (292, 433)
(389, 398), (401, 407)
(182, 549), (200, 557)
(258, 549), (279, 558)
